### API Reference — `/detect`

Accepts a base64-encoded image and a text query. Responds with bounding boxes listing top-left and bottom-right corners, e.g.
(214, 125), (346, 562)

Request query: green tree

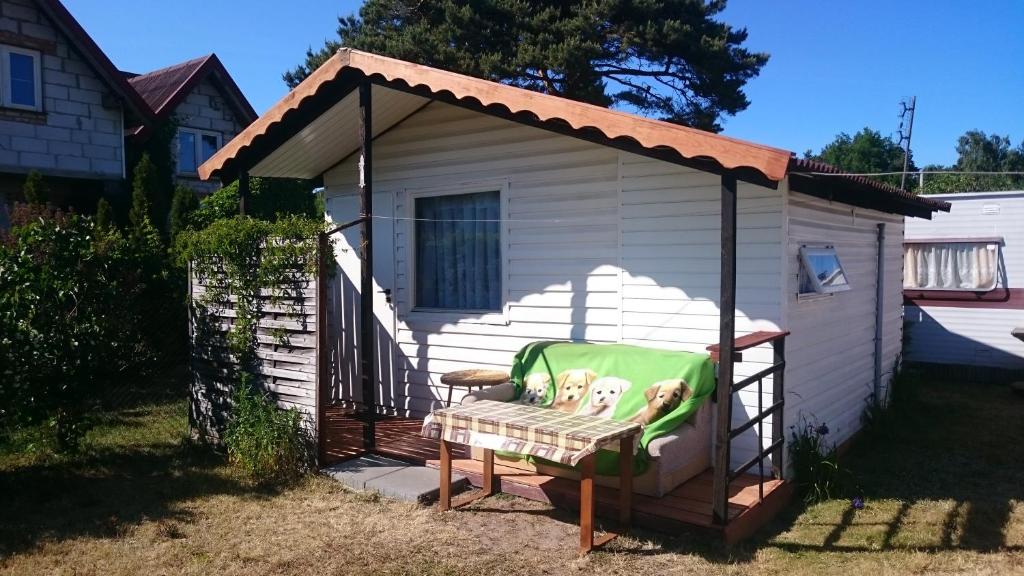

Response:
(168, 185), (200, 240)
(806, 128), (914, 189)
(22, 170), (49, 205)
(131, 152), (174, 236)
(94, 197), (113, 231)
(921, 131), (1024, 193)
(284, 0), (769, 131)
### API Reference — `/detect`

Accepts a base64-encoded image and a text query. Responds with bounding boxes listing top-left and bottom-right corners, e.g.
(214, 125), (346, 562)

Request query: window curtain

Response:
(903, 242), (998, 290)
(415, 191), (501, 310)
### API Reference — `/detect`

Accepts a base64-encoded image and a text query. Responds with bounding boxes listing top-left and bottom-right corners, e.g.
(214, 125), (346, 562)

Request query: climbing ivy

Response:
(175, 215), (326, 370)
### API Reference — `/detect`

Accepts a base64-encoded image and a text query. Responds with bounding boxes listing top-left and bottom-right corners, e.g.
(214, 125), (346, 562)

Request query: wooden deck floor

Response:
(320, 408), (791, 543)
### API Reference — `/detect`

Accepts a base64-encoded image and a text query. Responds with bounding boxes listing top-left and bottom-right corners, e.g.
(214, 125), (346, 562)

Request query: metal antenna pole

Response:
(898, 96), (916, 191)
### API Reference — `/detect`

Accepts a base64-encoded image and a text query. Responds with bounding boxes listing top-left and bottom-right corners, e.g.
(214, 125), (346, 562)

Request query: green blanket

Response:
(506, 341), (715, 476)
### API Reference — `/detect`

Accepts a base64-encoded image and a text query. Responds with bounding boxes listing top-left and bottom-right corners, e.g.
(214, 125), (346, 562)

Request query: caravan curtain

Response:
(903, 242), (998, 291)
(415, 191), (501, 310)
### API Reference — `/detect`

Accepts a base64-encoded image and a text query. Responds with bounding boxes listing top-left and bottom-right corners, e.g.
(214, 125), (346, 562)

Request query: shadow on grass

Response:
(720, 375), (1024, 559)
(533, 374), (1024, 562)
(0, 374), (292, 558)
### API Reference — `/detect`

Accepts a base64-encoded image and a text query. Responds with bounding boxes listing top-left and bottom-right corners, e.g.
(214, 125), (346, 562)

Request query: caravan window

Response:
(903, 240), (1000, 291)
(798, 246), (850, 295)
(413, 190), (502, 312)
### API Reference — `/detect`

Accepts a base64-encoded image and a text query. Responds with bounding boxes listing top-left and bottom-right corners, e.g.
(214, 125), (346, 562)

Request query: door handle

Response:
(378, 288), (392, 304)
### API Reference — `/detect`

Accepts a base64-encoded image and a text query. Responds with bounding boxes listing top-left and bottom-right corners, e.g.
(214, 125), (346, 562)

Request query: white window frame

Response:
(0, 45), (42, 112)
(402, 179), (510, 326)
(903, 237), (1001, 292)
(798, 245), (851, 295)
(176, 127), (221, 175)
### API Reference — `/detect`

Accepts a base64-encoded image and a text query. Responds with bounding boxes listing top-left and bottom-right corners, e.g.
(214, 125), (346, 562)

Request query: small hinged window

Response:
(799, 246), (850, 295)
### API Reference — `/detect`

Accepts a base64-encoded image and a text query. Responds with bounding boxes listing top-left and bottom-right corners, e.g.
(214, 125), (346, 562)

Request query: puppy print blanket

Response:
(508, 341), (715, 476)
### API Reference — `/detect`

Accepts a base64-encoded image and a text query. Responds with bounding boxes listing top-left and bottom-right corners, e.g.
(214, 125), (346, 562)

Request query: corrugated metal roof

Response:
(789, 158), (950, 212)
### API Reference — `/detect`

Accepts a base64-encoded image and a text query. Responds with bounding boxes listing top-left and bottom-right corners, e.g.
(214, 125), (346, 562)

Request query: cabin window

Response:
(177, 128), (221, 174)
(0, 45), (41, 111)
(413, 189), (502, 312)
(903, 240), (999, 291)
(798, 246), (850, 295)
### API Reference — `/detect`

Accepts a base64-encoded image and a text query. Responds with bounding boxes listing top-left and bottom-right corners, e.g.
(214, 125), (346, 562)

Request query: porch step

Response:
(323, 454), (468, 503)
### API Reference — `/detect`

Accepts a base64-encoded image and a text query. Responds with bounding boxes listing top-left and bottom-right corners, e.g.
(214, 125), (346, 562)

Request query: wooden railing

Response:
(707, 330), (789, 524)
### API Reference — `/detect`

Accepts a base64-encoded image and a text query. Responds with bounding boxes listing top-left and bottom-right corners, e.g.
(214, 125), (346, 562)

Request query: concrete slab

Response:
(323, 455), (468, 503)
(365, 465), (468, 503)
(323, 454), (411, 491)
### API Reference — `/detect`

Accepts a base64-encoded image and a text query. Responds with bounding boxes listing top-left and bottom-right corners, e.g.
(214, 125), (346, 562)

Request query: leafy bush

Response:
(0, 204), (174, 451)
(187, 177), (321, 231)
(224, 378), (311, 483)
(789, 418), (852, 504)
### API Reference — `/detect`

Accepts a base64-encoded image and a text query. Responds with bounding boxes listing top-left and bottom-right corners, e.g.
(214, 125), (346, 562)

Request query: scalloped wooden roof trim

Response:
(199, 49), (792, 181)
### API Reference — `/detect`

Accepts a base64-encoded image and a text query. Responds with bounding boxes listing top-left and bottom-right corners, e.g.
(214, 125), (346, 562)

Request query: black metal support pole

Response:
(358, 81), (376, 449)
(771, 338), (786, 479)
(238, 171), (250, 216)
(712, 173), (738, 525)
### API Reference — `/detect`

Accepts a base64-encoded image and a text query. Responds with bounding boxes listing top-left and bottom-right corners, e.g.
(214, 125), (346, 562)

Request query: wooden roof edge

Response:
(199, 49), (791, 183)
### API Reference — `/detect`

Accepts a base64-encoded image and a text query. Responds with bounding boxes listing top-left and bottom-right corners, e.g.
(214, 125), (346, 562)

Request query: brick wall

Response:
(0, 0), (124, 181)
(173, 78), (243, 195)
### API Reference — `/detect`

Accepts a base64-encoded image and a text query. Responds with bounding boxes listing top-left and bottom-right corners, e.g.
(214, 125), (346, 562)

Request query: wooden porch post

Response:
(712, 173), (738, 525)
(238, 171), (250, 215)
(358, 80), (376, 448)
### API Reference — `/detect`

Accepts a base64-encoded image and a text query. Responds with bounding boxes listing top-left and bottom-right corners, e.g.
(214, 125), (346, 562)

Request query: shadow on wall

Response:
(904, 305), (1024, 371)
(321, 195), (783, 471)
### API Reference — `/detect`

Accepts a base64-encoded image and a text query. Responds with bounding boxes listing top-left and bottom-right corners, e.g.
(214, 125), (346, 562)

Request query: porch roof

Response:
(198, 48), (949, 218)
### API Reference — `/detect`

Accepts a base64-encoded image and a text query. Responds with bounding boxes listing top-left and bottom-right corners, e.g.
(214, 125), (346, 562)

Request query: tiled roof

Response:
(127, 55), (210, 117)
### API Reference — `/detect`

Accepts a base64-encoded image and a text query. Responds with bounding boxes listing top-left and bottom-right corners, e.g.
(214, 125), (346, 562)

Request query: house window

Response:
(0, 45), (41, 111)
(413, 190), (502, 311)
(799, 246), (851, 295)
(903, 240), (999, 291)
(177, 128), (221, 174)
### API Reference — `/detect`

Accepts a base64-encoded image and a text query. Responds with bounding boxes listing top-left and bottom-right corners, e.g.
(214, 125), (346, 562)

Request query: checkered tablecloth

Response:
(422, 400), (642, 466)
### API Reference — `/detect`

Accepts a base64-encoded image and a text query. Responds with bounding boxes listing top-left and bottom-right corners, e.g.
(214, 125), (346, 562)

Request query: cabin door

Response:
(325, 191), (398, 414)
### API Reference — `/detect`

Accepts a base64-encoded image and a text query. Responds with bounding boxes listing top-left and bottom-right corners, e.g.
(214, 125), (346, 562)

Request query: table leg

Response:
(619, 435), (633, 527)
(483, 448), (495, 496)
(446, 385), (455, 408)
(439, 439), (452, 512)
(579, 453), (595, 555)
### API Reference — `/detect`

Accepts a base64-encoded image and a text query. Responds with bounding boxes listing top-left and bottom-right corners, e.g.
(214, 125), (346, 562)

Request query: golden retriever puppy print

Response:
(629, 379), (692, 427)
(551, 369), (597, 413)
(519, 372), (552, 406)
(583, 377), (632, 417)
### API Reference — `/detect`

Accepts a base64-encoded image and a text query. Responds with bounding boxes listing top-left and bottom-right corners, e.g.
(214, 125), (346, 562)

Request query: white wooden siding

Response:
(904, 192), (1024, 368)
(322, 101), (787, 469)
(618, 154), (784, 467)
(784, 192), (905, 449)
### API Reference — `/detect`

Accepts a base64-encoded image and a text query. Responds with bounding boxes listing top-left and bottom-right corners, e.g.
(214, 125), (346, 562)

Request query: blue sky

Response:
(67, 0), (1023, 166)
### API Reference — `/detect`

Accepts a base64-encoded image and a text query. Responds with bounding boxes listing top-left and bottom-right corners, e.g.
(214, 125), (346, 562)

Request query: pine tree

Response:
(168, 185), (199, 240)
(131, 152), (169, 235)
(95, 197), (113, 231)
(128, 158), (162, 250)
(22, 170), (48, 205)
(283, 0), (769, 131)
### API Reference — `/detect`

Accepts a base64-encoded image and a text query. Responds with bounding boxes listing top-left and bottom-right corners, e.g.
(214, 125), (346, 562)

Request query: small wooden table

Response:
(439, 369), (509, 407)
(422, 400), (642, 554)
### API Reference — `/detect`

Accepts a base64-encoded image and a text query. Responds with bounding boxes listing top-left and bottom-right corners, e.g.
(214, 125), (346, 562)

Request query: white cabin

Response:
(197, 49), (947, 472)
(904, 191), (1024, 371)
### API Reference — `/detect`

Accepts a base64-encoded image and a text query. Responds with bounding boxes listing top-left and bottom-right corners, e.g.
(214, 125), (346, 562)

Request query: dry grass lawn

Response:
(2, 373), (1023, 575)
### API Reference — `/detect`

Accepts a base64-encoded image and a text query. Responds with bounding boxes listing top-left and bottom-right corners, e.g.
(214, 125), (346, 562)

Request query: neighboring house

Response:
(0, 0), (150, 218)
(125, 54), (256, 196)
(197, 50), (949, 474)
(904, 191), (1024, 372)
(0, 0), (255, 229)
